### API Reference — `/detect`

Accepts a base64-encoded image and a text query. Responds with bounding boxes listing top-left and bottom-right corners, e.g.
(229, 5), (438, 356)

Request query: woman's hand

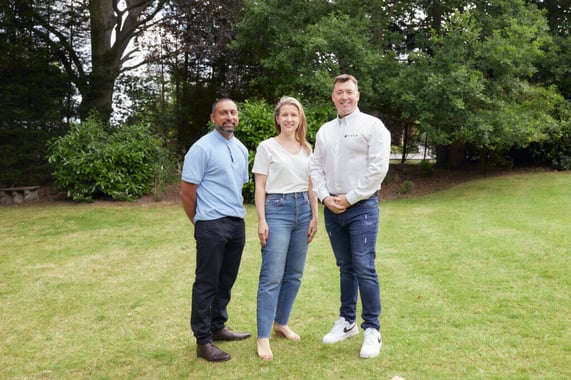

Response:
(258, 221), (269, 247)
(307, 218), (318, 243)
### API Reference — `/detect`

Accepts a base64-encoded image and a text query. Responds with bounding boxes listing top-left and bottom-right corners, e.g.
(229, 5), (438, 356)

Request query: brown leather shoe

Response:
(196, 343), (231, 362)
(212, 327), (251, 341)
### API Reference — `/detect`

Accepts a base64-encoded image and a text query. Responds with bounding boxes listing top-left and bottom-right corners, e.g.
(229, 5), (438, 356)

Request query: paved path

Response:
(390, 153), (434, 160)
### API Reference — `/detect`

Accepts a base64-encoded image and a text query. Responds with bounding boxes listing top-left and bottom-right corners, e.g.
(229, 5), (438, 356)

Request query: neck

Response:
(338, 107), (357, 119)
(216, 126), (233, 139)
(277, 133), (298, 144)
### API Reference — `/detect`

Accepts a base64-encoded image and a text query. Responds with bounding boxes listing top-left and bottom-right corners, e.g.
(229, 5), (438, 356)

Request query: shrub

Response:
(398, 180), (414, 194)
(48, 116), (169, 202)
(0, 126), (54, 186)
(556, 155), (571, 171)
(151, 146), (178, 201)
(419, 159), (435, 177)
(233, 100), (275, 203)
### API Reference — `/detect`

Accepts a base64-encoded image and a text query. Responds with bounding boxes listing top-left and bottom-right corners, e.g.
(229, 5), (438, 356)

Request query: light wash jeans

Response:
(256, 192), (311, 338)
(324, 195), (381, 331)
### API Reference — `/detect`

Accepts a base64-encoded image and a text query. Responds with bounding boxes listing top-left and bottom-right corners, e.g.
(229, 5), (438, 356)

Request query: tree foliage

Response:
(0, 0), (72, 186)
(3, 0), (571, 192)
(231, 0), (565, 168)
(145, 0), (245, 151)
(379, 0), (565, 166)
(13, 0), (168, 121)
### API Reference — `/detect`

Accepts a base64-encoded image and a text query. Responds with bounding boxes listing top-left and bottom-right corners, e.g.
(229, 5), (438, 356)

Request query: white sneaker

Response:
(360, 328), (382, 358)
(322, 317), (359, 344)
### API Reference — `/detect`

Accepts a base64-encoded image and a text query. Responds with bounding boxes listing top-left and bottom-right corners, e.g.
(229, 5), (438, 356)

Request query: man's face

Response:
(211, 100), (239, 137)
(332, 80), (360, 118)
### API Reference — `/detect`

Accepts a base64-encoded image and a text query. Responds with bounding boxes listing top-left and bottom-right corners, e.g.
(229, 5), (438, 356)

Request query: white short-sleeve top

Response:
(252, 137), (311, 194)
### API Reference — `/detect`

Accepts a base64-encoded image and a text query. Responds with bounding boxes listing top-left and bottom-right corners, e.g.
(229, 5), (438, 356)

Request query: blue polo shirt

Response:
(182, 130), (249, 222)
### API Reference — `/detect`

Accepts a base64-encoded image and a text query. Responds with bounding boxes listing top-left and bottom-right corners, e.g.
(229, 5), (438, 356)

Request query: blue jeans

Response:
(257, 192), (311, 338)
(324, 195), (381, 330)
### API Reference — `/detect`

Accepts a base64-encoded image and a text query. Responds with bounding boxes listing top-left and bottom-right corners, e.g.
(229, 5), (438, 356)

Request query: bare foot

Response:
(257, 338), (273, 360)
(273, 324), (300, 341)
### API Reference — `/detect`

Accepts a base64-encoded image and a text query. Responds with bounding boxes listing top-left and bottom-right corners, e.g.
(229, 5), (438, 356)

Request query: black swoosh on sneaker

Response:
(343, 323), (356, 333)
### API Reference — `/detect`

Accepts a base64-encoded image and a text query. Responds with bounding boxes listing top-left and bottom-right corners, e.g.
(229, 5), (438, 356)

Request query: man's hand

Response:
(323, 195), (349, 214)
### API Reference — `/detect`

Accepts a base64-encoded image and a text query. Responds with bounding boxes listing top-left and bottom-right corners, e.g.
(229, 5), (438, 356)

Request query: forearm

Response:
(308, 177), (319, 221)
(180, 181), (198, 224)
(254, 189), (267, 223)
(254, 173), (268, 223)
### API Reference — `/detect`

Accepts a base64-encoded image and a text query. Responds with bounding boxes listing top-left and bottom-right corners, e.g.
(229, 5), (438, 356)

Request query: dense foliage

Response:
(231, 0), (568, 168)
(2, 0), (571, 197)
(48, 117), (170, 202)
(0, 0), (72, 186)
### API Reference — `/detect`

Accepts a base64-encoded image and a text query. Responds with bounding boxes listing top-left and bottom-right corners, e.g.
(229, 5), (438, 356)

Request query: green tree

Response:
(231, 0), (328, 101)
(145, 0), (244, 152)
(384, 0), (563, 167)
(0, 0), (72, 186)
(14, 0), (168, 121)
(232, 0), (398, 122)
(529, 0), (571, 100)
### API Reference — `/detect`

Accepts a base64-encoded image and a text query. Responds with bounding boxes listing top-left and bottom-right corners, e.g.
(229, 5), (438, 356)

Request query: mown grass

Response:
(1, 171), (569, 379)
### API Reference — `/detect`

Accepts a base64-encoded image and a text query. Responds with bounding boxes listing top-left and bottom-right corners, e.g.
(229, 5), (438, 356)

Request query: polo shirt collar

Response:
(337, 107), (361, 124)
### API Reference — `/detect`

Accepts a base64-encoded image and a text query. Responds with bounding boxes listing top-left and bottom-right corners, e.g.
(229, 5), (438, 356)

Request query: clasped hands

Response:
(323, 194), (350, 214)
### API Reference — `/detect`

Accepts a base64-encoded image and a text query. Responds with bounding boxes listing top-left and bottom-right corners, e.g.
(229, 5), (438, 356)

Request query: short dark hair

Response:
(211, 98), (235, 113)
(333, 74), (358, 88)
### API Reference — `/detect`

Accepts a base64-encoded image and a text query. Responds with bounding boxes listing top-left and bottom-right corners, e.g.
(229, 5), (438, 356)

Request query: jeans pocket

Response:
(265, 197), (283, 209)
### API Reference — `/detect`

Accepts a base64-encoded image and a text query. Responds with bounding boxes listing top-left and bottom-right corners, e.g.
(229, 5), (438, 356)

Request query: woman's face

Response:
(276, 104), (300, 134)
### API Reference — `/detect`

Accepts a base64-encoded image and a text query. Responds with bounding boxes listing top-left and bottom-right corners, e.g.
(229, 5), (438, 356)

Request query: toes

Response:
(274, 325), (300, 340)
(256, 339), (273, 361)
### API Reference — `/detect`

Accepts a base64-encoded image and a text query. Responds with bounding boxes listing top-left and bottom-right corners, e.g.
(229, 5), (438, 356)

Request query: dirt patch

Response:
(31, 164), (550, 206)
(379, 164), (550, 202)
(34, 184), (182, 206)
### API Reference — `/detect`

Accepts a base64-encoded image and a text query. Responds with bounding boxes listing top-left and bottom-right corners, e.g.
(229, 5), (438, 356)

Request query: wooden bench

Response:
(0, 186), (40, 205)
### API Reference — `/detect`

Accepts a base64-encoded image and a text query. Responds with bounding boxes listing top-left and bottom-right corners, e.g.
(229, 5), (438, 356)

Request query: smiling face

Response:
(332, 78), (360, 118)
(210, 99), (239, 138)
(275, 104), (300, 136)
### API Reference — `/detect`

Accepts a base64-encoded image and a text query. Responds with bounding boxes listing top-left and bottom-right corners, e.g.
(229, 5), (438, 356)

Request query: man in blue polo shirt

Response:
(180, 98), (251, 362)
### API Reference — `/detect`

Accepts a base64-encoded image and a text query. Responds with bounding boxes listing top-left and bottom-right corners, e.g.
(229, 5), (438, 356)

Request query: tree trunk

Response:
(448, 140), (466, 169)
(80, 0), (163, 121)
(78, 66), (118, 121)
(435, 140), (466, 168)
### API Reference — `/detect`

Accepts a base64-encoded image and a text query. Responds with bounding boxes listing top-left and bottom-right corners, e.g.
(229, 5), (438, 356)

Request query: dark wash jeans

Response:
(191, 216), (245, 345)
(324, 195), (381, 331)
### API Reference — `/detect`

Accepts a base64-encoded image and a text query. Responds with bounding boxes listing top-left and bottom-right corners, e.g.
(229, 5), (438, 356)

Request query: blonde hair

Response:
(274, 96), (312, 154)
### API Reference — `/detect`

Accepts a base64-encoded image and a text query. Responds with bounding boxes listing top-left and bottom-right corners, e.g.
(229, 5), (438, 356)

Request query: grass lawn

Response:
(1, 171), (569, 379)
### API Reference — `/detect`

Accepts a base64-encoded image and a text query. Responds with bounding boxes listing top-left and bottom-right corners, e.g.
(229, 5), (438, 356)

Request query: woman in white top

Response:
(252, 96), (319, 360)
